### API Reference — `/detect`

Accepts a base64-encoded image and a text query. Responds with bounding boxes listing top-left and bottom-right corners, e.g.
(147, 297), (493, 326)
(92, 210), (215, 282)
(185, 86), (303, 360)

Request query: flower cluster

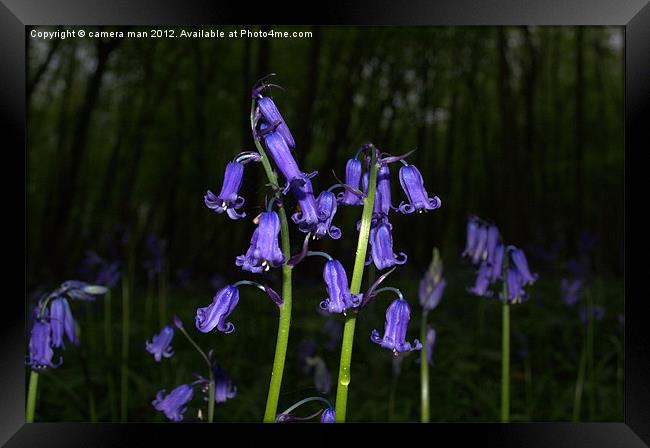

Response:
(463, 216), (537, 303)
(27, 281), (107, 371)
(149, 318), (237, 422)
(80, 250), (122, 289)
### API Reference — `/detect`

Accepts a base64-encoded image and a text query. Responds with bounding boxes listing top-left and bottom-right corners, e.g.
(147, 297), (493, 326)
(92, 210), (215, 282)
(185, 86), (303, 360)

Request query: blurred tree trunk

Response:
(497, 28), (519, 239)
(50, 37), (121, 272)
(27, 38), (61, 101)
(37, 44), (77, 268)
(117, 44), (181, 235)
(323, 32), (366, 170)
(573, 27), (585, 248)
(523, 26), (538, 239)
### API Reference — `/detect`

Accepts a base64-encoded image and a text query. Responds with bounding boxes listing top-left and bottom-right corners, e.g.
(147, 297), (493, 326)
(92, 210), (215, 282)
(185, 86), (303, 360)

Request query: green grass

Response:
(29, 268), (623, 422)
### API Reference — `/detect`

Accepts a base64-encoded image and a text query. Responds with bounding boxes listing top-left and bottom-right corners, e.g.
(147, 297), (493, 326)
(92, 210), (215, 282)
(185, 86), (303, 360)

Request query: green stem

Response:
(104, 290), (113, 357)
(501, 296), (510, 422)
(250, 100), (294, 423)
(26, 370), (39, 422)
(420, 311), (430, 422)
(572, 334), (587, 421)
(104, 290), (117, 420)
(176, 324), (214, 422)
(334, 145), (379, 423)
(120, 275), (130, 421)
(586, 289), (595, 419)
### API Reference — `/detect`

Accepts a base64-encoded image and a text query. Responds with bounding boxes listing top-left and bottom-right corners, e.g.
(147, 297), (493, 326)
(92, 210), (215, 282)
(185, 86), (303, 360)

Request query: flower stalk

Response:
(420, 311), (430, 422)
(334, 145), (379, 422)
(500, 284), (510, 422)
(26, 370), (39, 422)
(250, 100), (295, 423)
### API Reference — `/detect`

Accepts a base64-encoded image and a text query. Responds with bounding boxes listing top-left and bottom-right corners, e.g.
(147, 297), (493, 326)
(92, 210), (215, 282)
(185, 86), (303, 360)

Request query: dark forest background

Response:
(25, 26), (624, 422)
(27, 26), (623, 285)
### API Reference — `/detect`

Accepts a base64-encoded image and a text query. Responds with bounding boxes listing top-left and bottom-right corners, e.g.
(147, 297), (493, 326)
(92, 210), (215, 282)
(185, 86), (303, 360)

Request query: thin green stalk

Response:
(420, 311), (430, 422)
(572, 335), (587, 421)
(104, 290), (113, 356)
(501, 296), (510, 422)
(120, 275), (130, 421)
(586, 289), (595, 418)
(250, 100), (294, 423)
(104, 290), (117, 421)
(26, 370), (39, 422)
(335, 145), (379, 423)
(176, 324), (215, 422)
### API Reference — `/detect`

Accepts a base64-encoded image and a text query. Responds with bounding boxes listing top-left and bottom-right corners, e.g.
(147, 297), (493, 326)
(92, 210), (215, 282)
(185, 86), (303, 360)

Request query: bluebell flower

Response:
(488, 244), (505, 283)
(257, 96), (295, 149)
(195, 285), (239, 334)
(49, 297), (78, 348)
(419, 276), (446, 312)
(314, 191), (342, 240)
(462, 216), (480, 258)
(397, 164), (441, 214)
(579, 304), (605, 325)
(319, 259), (362, 314)
(375, 163), (393, 215)
(146, 325), (175, 362)
(503, 268), (527, 304)
(261, 125), (315, 190)
(195, 353), (237, 404)
(152, 384), (194, 422)
(337, 159), (364, 206)
(371, 298), (422, 353)
(424, 326), (437, 366)
(561, 278), (582, 306)
(368, 220), (407, 271)
(467, 263), (493, 297)
(236, 211), (285, 273)
(486, 225), (501, 264)
(28, 320), (62, 371)
(52, 280), (107, 301)
(471, 226), (489, 265)
(510, 248), (538, 285)
(204, 161), (247, 220)
(321, 407), (335, 423)
(290, 178), (321, 234)
(96, 261), (122, 289)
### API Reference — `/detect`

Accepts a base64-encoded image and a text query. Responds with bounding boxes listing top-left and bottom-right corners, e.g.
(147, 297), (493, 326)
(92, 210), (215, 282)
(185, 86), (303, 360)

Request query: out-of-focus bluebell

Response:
(152, 384), (194, 422)
(561, 278), (582, 306)
(146, 325), (175, 362)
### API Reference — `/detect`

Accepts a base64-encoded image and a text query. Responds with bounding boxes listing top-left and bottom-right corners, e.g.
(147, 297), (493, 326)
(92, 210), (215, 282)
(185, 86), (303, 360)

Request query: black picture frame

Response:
(3, 0), (648, 445)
